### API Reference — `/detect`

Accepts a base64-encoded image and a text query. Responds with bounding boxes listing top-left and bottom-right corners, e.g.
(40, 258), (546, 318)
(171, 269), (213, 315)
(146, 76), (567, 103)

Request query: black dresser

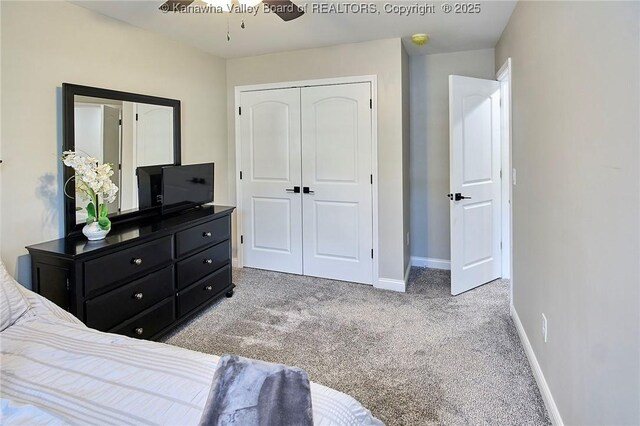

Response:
(26, 205), (235, 340)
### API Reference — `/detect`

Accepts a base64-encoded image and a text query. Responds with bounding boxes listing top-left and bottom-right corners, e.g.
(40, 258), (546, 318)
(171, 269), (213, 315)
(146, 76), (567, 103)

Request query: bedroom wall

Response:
(409, 48), (495, 264)
(496, 1), (640, 424)
(0, 1), (228, 283)
(226, 38), (408, 284)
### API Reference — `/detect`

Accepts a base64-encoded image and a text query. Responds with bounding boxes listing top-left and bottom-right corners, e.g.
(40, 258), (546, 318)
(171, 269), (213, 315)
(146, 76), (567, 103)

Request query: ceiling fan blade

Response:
(262, 0), (305, 21)
(159, 0), (196, 12)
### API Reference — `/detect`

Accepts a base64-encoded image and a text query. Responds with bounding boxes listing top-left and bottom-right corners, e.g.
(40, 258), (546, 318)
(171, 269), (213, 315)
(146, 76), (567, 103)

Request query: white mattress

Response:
(0, 289), (383, 426)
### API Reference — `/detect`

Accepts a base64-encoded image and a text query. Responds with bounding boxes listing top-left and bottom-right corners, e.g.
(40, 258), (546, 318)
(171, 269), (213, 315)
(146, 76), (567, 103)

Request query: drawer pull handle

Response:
(204, 259), (213, 264)
(133, 292), (144, 300)
(132, 258), (143, 266)
(203, 232), (212, 237)
(205, 285), (213, 291)
(135, 327), (144, 335)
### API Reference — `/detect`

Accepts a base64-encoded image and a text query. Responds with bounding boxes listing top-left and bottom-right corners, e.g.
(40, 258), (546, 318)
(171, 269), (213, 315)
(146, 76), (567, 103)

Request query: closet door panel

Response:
(239, 88), (303, 274)
(301, 83), (374, 284)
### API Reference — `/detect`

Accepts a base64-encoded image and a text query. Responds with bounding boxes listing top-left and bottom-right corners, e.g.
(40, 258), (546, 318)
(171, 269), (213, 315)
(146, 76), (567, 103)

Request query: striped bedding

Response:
(1, 289), (383, 426)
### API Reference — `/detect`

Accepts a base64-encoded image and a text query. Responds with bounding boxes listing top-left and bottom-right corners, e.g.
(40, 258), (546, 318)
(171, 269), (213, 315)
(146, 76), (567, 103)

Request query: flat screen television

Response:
(136, 164), (170, 210)
(161, 163), (214, 214)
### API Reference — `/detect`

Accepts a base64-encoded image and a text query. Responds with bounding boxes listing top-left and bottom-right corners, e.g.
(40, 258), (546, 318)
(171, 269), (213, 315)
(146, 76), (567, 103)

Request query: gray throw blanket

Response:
(199, 355), (313, 426)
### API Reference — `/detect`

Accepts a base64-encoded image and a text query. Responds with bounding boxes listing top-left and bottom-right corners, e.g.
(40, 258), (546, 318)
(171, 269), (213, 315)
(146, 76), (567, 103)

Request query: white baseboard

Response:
(411, 256), (451, 270)
(510, 304), (564, 426)
(375, 277), (406, 292)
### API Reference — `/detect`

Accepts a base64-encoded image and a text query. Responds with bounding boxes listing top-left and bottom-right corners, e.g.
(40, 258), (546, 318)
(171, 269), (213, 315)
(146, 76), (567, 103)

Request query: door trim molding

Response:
(497, 58), (513, 284)
(234, 75), (379, 287)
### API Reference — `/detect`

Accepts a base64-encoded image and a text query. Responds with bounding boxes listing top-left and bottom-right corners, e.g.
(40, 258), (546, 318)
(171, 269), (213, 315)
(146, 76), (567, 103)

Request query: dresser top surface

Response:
(26, 205), (235, 258)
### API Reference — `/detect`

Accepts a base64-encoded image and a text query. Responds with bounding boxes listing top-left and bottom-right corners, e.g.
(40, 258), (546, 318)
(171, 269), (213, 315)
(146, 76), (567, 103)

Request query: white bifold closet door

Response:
(240, 82), (373, 284)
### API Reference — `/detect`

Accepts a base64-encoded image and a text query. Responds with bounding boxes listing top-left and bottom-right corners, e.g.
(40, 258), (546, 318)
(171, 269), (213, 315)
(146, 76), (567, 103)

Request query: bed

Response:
(0, 265), (383, 426)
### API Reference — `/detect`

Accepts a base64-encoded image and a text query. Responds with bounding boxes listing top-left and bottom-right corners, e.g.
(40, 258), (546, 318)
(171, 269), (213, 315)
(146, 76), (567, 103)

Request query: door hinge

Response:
(240, 235), (244, 244)
(65, 278), (70, 291)
(240, 171), (243, 180)
(370, 174), (373, 184)
(371, 249), (374, 259)
(500, 170), (502, 178)
(239, 106), (242, 115)
(135, 113), (138, 121)
(500, 241), (502, 250)
(370, 99), (372, 109)
(118, 119), (122, 126)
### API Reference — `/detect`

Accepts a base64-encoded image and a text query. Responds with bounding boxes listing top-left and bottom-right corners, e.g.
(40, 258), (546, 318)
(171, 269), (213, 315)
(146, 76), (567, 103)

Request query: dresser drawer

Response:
(84, 266), (174, 331)
(110, 298), (175, 340)
(176, 216), (230, 258)
(84, 236), (173, 297)
(177, 264), (231, 317)
(176, 240), (230, 290)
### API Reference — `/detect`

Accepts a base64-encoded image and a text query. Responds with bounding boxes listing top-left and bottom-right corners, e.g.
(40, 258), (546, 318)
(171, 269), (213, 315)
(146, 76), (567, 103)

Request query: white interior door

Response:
(301, 83), (373, 284)
(102, 105), (121, 213)
(449, 75), (501, 295)
(135, 103), (174, 167)
(240, 88), (303, 274)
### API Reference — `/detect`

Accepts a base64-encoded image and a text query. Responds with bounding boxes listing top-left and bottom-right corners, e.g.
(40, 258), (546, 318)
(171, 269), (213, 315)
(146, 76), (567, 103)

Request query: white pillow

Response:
(0, 261), (31, 331)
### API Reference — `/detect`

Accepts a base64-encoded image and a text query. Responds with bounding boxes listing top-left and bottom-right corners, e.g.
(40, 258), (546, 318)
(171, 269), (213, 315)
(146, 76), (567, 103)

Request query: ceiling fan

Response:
(159, 0), (305, 22)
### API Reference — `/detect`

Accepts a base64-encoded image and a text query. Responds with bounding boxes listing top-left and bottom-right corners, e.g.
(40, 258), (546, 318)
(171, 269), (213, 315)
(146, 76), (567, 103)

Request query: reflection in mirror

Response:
(73, 96), (174, 224)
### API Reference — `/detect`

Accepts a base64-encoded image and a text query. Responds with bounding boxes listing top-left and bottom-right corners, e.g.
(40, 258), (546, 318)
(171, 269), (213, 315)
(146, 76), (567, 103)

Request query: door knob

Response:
(285, 186), (301, 193)
(303, 187), (315, 194)
(447, 193), (471, 201)
(131, 258), (143, 266)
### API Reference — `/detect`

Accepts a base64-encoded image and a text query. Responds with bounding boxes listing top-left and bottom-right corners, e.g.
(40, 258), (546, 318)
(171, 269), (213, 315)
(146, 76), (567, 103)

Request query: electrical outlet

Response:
(406, 232), (410, 246)
(512, 168), (517, 186)
(542, 313), (548, 343)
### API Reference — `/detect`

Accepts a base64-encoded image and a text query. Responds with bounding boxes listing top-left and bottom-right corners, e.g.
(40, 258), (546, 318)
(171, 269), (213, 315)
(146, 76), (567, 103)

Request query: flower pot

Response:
(82, 222), (109, 241)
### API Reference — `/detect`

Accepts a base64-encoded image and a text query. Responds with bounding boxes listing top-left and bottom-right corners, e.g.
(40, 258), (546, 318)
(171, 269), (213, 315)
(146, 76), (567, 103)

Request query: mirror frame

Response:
(62, 83), (181, 236)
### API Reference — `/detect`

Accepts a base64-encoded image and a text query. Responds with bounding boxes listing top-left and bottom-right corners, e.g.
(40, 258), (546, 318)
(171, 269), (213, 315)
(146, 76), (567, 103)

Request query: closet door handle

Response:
(303, 187), (314, 195)
(447, 193), (471, 201)
(285, 186), (300, 193)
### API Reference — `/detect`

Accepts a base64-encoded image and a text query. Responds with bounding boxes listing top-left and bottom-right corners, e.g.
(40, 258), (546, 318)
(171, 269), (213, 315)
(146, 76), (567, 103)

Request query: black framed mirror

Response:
(62, 83), (181, 236)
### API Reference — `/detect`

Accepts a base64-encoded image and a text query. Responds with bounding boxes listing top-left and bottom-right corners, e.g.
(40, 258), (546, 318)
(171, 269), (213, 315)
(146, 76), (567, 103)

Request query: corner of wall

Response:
(401, 40), (411, 276)
(0, 0), (4, 266)
(510, 304), (564, 425)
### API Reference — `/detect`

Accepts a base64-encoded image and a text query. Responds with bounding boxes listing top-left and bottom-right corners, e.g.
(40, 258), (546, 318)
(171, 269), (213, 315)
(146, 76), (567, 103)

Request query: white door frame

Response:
(234, 75), (379, 286)
(497, 58), (513, 296)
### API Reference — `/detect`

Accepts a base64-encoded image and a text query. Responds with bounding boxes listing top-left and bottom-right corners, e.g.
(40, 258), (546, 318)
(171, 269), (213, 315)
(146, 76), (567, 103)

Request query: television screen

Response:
(161, 163), (214, 214)
(136, 164), (170, 210)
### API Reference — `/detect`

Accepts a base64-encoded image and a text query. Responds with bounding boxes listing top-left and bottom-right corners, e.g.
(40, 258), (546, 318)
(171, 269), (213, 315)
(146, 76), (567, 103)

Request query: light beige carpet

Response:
(162, 267), (550, 426)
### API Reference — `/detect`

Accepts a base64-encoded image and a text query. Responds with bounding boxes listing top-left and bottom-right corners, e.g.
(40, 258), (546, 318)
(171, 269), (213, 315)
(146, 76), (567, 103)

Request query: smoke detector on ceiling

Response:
(411, 34), (430, 46)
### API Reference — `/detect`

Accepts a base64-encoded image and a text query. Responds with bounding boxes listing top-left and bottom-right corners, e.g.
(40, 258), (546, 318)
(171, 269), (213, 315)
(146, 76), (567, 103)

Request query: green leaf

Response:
(100, 202), (109, 218)
(86, 202), (96, 220)
(98, 216), (111, 231)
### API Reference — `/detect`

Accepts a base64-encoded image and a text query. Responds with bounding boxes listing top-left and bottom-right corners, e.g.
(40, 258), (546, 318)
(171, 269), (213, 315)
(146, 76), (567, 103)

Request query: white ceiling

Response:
(72, 0), (517, 58)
